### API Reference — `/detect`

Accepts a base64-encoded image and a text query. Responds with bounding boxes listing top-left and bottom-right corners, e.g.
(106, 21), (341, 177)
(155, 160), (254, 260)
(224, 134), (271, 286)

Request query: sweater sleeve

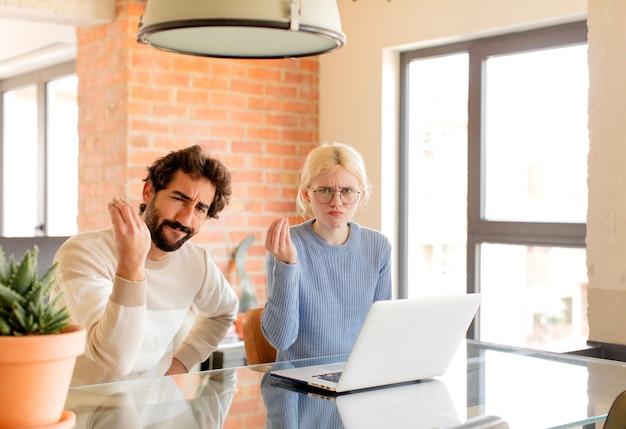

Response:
(261, 254), (302, 351)
(374, 237), (393, 302)
(174, 255), (239, 371)
(52, 232), (148, 376)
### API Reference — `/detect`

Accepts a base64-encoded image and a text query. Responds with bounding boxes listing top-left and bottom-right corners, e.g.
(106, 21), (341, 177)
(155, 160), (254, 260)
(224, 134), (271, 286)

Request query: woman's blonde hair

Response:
(296, 142), (371, 218)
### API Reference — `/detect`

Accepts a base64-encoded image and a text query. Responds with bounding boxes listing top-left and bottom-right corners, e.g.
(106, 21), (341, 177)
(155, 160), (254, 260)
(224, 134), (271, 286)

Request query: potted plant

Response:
(0, 245), (86, 428)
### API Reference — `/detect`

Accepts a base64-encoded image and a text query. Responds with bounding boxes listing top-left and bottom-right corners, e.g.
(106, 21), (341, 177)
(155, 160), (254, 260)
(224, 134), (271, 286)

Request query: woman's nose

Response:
(329, 191), (343, 206)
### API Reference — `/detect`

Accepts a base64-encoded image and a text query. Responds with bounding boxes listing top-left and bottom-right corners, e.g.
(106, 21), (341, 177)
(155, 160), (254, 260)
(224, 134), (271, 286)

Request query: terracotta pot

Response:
(0, 324), (86, 428)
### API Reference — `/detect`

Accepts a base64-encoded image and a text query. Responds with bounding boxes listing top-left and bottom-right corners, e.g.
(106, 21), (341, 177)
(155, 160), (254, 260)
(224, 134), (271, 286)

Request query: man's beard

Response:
(144, 202), (194, 252)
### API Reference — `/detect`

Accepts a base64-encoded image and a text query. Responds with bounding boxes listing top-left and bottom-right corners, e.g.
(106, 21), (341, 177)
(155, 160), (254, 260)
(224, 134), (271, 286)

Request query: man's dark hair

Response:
(140, 145), (232, 219)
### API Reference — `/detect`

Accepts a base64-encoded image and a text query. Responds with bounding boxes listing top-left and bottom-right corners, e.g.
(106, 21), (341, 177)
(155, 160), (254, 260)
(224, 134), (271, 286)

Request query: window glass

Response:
(2, 85), (39, 236)
(480, 244), (588, 352)
(1, 64), (78, 238)
(401, 23), (588, 352)
(47, 75), (78, 236)
(407, 53), (469, 298)
(484, 45), (589, 223)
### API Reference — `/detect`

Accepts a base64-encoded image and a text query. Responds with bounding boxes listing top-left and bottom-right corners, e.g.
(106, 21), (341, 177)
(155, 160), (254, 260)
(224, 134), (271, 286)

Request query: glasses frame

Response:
(311, 187), (361, 205)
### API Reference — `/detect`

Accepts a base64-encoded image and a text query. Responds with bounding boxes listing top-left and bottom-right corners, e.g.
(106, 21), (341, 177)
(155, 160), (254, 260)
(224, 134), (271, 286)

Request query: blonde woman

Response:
(262, 142), (392, 362)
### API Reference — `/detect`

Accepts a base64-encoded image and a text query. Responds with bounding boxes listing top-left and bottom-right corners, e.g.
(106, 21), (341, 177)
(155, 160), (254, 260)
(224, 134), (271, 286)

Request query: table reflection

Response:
(66, 369), (237, 428)
(64, 340), (626, 428)
(261, 369), (465, 428)
(261, 370), (342, 429)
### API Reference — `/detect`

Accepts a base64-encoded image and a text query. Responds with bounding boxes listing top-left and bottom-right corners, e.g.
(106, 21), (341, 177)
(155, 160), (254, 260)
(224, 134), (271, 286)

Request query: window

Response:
(1, 62), (78, 237)
(399, 22), (588, 352)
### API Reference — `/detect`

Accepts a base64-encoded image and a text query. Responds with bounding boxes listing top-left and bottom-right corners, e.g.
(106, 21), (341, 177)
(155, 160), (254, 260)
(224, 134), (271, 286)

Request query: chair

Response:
(242, 307), (276, 366)
(604, 390), (626, 429)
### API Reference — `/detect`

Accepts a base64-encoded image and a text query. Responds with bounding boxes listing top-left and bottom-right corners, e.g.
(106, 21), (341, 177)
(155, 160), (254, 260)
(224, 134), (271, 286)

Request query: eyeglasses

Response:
(312, 187), (361, 204)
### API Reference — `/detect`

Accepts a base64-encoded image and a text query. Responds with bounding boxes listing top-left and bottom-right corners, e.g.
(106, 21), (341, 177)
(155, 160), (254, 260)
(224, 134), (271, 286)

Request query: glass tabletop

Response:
(65, 340), (626, 428)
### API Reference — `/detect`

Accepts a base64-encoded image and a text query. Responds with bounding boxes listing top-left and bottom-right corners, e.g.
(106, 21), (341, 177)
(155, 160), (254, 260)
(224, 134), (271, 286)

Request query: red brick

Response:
(247, 127), (280, 140)
(266, 142), (298, 156)
(76, 0), (319, 300)
(231, 79), (264, 95)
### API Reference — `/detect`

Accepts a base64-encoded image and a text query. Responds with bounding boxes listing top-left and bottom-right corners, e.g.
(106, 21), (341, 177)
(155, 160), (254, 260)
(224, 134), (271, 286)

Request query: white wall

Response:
(319, 0), (626, 345)
(586, 0), (626, 344)
(319, 0), (587, 239)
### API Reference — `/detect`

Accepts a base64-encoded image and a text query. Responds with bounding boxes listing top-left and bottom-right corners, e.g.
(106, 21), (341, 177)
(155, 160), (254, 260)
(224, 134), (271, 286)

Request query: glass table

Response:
(65, 340), (626, 428)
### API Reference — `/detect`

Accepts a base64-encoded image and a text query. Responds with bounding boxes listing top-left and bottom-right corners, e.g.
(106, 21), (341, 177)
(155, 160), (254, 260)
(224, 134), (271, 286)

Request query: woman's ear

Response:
(355, 187), (367, 217)
(358, 188), (366, 203)
(301, 188), (311, 203)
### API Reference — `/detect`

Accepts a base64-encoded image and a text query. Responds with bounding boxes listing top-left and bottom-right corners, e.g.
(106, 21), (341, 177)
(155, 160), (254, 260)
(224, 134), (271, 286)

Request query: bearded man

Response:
(53, 145), (238, 386)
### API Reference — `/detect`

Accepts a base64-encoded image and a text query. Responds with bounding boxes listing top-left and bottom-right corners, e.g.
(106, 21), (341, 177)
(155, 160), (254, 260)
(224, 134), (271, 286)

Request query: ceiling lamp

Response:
(137, 0), (346, 59)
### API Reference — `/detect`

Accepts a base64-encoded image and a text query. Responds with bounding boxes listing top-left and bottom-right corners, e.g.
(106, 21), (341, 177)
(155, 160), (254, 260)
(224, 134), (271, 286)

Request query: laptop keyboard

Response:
(313, 371), (343, 383)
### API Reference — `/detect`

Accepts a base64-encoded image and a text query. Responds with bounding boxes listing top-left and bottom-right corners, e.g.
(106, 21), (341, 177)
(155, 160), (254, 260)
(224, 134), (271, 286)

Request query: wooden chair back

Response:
(242, 307), (277, 366)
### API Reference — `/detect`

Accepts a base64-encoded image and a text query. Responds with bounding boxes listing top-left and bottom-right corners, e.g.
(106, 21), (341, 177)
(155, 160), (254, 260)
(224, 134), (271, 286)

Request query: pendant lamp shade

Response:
(137, 0), (346, 59)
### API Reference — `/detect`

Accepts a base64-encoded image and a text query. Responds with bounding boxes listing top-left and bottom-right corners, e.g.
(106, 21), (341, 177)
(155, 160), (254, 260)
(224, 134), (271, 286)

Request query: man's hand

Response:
(265, 217), (297, 265)
(165, 358), (188, 376)
(108, 197), (151, 281)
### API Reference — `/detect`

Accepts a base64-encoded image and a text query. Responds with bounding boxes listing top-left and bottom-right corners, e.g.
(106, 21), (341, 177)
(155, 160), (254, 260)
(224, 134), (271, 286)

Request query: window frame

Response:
(0, 61), (76, 237)
(398, 22), (588, 339)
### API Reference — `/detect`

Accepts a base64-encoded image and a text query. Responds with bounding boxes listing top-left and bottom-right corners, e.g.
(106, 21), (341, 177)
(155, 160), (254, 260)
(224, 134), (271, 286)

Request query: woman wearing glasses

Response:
(262, 142), (392, 362)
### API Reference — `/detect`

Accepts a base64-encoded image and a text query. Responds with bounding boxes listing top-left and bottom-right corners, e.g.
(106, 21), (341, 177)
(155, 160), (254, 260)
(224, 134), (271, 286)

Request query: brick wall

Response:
(76, 0), (319, 304)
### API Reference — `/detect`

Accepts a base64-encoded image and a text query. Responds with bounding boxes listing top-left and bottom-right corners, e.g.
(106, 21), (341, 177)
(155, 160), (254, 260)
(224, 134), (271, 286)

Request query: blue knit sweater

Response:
(262, 219), (392, 361)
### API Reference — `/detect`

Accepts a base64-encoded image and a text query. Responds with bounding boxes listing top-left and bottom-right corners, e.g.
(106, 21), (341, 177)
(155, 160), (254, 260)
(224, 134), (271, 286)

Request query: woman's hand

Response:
(265, 217), (297, 265)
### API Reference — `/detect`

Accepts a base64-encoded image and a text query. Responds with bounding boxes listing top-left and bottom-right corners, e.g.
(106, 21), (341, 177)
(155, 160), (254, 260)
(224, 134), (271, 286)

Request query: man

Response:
(52, 145), (239, 386)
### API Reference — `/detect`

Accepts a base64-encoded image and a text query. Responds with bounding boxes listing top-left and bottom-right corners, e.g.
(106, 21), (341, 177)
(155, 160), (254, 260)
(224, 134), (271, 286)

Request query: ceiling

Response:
(0, 17), (76, 79)
(0, 1), (115, 80)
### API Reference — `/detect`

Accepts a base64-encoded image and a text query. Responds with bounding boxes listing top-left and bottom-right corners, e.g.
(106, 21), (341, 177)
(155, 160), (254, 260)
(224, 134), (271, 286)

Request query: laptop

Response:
(270, 293), (482, 394)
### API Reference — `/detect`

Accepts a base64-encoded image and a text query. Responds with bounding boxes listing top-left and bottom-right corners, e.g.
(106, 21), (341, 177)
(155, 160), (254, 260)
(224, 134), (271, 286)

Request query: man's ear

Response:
(142, 180), (154, 204)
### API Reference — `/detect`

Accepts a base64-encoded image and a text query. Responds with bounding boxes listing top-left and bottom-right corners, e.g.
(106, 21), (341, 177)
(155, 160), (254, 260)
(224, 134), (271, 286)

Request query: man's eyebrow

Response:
(172, 190), (192, 202)
(197, 201), (210, 211)
(172, 190), (210, 211)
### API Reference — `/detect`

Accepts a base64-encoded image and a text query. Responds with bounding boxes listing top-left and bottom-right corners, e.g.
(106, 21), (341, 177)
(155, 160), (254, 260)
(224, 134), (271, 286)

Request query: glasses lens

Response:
(341, 189), (359, 204)
(314, 189), (332, 204)
(313, 188), (360, 204)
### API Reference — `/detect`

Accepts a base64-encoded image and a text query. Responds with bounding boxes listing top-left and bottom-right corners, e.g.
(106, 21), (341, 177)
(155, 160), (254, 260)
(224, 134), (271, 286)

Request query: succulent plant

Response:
(0, 245), (70, 335)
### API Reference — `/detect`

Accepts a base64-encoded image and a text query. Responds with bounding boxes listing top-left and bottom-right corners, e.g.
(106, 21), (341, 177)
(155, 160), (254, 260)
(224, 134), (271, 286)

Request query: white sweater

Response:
(52, 228), (239, 386)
